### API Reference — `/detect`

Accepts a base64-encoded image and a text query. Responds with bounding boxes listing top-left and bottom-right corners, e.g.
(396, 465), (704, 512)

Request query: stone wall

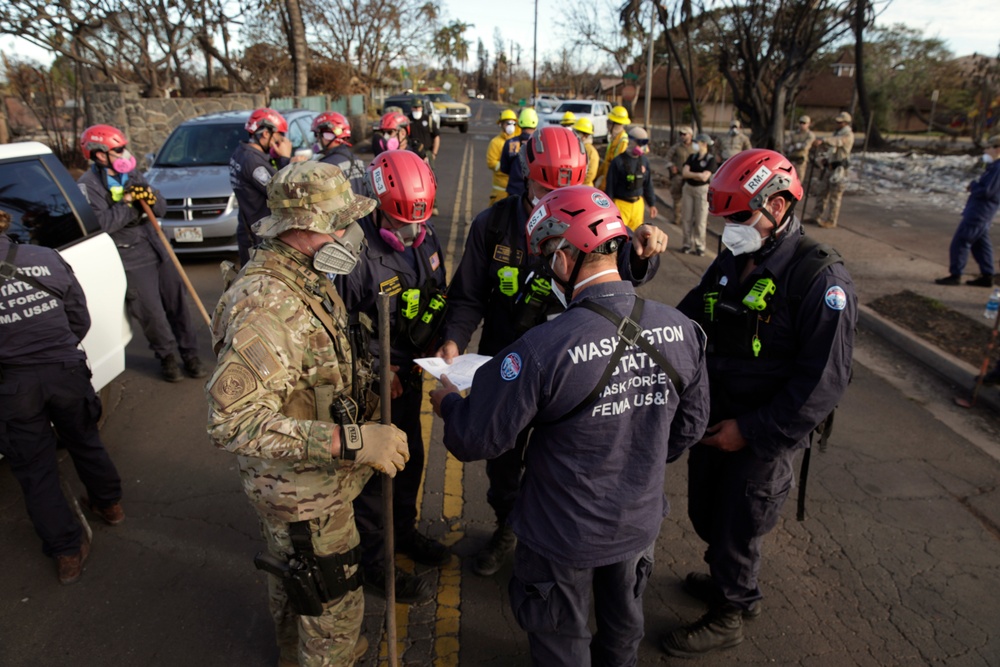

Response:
(86, 83), (265, 162)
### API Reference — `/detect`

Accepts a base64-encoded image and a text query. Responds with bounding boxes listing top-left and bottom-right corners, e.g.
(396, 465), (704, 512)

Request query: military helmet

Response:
(254, 162), (377, 238)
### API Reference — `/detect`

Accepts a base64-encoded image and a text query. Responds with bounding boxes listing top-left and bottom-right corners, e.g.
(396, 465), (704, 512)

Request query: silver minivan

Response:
(145, 109), (317, 254)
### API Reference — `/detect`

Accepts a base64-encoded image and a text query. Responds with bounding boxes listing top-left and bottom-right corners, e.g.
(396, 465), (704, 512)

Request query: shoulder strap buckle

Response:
(616, 316), (643, 346)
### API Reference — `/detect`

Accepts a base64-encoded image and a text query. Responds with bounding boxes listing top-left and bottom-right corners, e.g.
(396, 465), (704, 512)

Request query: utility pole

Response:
(532, 0), (539, 101)
(509, 41), (514, 102)
(643, 3), (654, 129)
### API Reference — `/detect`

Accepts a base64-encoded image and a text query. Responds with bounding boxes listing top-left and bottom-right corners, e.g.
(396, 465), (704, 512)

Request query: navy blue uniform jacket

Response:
(677, 221), (857, 461)
(443, 194), (660, 356)
(0, 235), (90, 364)
(337, 216), (447, 368)
(962, 159), (1000, 226)
(440, 281), (710, 568)
(77, 166), (167, 270)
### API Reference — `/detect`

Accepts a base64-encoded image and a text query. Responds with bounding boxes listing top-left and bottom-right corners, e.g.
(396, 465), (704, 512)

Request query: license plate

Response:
(174, 227), (203, 243)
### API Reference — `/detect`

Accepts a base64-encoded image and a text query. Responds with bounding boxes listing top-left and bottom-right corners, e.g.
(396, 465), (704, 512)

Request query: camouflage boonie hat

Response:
(254, 161), (377, 237)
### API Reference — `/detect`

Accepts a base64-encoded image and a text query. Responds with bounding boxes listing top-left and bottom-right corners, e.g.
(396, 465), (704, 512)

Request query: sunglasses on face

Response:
(108, 147), (125, 155)
(634, 139), (649, 147)
(724, 210), (755, 223)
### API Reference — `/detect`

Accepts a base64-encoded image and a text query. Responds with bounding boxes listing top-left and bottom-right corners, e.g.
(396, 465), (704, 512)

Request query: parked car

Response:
(0, 141), (131, 393)
(144, 108), (318, 254)
(538, 100), (614, 142)
(418, 90), (471, 133)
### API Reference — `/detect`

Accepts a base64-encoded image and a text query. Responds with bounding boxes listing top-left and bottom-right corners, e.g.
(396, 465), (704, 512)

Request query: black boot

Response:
(160, 354), (183, 382)
(661, 604), (745, 658)
(397, 531), (451, 566)
(182, 354), (208, 378)
(472, 524), (516, 576)
(363, 566), (433, 606)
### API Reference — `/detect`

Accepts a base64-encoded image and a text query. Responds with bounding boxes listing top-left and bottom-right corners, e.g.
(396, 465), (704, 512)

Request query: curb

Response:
(858, 304), (1000, 412)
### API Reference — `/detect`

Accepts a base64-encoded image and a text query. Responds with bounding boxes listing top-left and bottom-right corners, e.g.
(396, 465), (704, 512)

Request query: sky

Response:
(452, 0), (1000, 65)
(2, 0), (997, 73)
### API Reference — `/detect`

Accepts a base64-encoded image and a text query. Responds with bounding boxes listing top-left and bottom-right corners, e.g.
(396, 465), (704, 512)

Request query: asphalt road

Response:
(2, 100), (999, 666)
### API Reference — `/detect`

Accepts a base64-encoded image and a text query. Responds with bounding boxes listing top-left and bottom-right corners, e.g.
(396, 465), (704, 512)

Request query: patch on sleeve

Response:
(429, 251), (441, 271)
(209, 362), (259, 412)
(500, 352), (522, 381)
(234, 329), (285, 381)
(824, 285), (847, 311)
(252, 166), (271, 185)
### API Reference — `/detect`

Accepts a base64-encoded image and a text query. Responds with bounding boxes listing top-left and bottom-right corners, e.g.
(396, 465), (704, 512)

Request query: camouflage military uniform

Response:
(207, 161), (379, 667)
(786, 127), (815, 179)
(716, 127), (752, 161)
(810, 117), (855, 228)
(665, 133), (694, 226)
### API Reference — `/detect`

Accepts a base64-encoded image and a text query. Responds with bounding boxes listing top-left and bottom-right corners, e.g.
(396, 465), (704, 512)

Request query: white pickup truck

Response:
(0, 142), (132, 394)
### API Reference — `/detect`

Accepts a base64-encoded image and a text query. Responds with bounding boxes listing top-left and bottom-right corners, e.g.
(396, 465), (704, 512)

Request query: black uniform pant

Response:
(509, 541), (655, 667)
(125, 258), (198, 361)
(354, 370), (426, 569)
(0, 361), (122, 557)
(687, 443), (795, 611)
(485, 428), (531, 527)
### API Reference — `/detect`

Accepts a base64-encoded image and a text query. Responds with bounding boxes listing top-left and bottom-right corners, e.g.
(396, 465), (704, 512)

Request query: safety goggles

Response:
(724, 210), (755, 223)
(633, 139), (650, 147)
(108, 146), (126, 155)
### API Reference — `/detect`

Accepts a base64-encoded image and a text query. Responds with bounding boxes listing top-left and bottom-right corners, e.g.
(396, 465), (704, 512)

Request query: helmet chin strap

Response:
(752, 203), (796, 262)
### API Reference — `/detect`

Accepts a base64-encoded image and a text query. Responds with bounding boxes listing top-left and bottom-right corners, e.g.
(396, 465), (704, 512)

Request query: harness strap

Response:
(0, 242), (58, 298)
(536, 297), (684, 426)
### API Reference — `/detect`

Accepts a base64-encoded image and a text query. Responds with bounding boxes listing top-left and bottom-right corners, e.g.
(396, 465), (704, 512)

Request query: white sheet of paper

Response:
(414, 354), (492, 392)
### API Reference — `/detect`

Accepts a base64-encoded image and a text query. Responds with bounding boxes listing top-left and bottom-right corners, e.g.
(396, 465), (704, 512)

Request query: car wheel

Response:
(460, 124), (469, 134)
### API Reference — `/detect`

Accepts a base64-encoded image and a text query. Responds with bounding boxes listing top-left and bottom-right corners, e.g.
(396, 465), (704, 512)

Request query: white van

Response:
(0, 142), (131, 393)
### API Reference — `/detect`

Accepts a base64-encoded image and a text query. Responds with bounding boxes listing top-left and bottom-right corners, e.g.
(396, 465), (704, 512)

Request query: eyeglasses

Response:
(724, 210), (754, 223)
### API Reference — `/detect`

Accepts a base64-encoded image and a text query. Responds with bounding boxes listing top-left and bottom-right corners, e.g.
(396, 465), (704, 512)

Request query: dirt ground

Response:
(869, 289), (997, 370)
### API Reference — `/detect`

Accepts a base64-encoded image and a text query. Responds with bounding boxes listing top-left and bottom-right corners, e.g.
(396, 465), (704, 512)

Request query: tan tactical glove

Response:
(340, 423), (409, 477)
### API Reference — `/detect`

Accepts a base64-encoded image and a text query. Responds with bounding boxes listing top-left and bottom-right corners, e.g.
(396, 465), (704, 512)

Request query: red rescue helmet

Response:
(708, 148), (803, 218)
(80, 124), (128, 160)
(378, 111), (410, 134)
(312, 111), (351, 142)
(367, 149), (437, 225)
(245, 108), (288, 135)
(522, 126), (588, 190)
(526, 186), (628, 256)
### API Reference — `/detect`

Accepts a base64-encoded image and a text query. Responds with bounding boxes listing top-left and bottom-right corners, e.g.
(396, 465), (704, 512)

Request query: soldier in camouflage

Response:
(206, 161), (410, 667)
(665, 126), (694, 227)
(808, 111), (855, 229)
(715, 119), (752, 162)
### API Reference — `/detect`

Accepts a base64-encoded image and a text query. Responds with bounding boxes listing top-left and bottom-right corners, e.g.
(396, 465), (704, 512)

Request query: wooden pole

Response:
(377, 292), (398, 666)
(138, 200), (212, 328)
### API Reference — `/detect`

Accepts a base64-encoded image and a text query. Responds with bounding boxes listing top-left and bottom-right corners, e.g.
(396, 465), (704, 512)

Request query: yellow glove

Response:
(125, 184), (158, 207)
